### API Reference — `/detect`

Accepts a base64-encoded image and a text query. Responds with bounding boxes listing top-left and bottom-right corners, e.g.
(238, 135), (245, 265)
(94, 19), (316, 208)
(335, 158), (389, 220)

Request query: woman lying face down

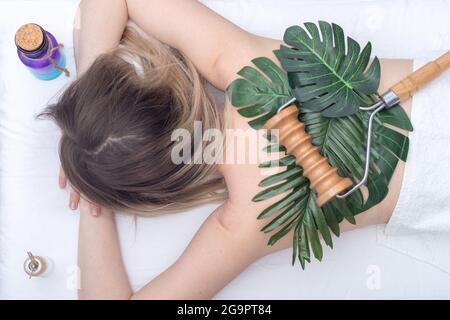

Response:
(40, 0), (413, 299)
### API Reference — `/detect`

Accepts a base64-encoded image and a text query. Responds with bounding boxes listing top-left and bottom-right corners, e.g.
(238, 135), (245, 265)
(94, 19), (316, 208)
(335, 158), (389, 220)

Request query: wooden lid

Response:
(15, 23), (44, 52)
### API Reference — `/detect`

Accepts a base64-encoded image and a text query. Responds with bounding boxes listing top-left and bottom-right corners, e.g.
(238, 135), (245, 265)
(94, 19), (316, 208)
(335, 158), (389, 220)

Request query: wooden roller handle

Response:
(264, 105), (353, 207)
(390, 50), (450, 102)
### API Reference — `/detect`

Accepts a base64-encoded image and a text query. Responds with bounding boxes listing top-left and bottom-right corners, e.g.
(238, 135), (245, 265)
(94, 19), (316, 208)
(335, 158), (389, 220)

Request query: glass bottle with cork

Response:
(15, 23), (70, 81)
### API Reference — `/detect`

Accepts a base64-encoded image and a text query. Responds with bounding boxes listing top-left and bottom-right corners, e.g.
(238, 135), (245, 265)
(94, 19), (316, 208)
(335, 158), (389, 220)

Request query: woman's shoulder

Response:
(218, 37), (284, 91)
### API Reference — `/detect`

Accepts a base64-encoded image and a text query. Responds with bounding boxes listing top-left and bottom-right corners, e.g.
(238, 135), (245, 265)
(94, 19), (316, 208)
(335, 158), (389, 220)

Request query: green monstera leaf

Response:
(255, 104), (412, 268)
(280, 21), (381, 117)
(227, 56), (293, 129)
(226, 21), (413, 268)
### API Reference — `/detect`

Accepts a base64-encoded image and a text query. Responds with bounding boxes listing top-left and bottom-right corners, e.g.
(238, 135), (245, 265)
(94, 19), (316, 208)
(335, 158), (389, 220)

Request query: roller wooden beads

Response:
(264, 105), (353, 207)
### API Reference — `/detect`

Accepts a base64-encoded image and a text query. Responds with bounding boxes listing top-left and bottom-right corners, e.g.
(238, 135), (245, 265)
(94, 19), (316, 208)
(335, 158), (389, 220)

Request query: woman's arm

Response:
(125, 0), (279, 90)
(78, 200), (132, 299)
(75, 0), (273, 89)
(74, 0), (128, 75)
(77, 198), (274, 299)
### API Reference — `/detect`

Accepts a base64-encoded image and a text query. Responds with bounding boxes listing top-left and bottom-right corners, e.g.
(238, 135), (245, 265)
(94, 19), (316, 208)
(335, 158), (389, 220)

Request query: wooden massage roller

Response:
(264, 106), (352, 207)
(265, 50), (450, 207)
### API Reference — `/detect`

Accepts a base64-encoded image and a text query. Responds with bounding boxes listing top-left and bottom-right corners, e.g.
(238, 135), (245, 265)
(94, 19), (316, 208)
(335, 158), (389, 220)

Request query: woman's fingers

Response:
(63, 172), (101, 217)
(90, 204), (101, 217)
(61, 166), (82, 211)
(70, 189), (81, 210)
(79, 197), (112, 218)
(59, 166), (67, 189)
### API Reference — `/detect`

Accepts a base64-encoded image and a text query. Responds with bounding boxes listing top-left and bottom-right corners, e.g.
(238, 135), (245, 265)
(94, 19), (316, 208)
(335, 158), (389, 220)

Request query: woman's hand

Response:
(59, 166), (101, 216)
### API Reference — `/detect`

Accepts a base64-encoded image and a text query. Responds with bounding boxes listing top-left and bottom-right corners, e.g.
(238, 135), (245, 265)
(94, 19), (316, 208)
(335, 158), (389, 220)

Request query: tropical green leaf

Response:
(378, 104), (414, 131)
(258, 166), (302, 187)
(280, 21), (380, 117)
(226, 21), (413, 269)
(259, 155), (296, 168)
(226, 57), (292, 129)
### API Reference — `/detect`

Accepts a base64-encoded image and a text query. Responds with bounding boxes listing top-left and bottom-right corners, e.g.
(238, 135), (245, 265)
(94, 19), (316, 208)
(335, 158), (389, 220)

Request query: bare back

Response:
(217, 39), (413, 250)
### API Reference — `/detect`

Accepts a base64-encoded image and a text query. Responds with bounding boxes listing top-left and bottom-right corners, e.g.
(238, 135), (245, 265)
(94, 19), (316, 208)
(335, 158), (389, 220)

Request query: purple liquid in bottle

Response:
(15, 23), (68, 81)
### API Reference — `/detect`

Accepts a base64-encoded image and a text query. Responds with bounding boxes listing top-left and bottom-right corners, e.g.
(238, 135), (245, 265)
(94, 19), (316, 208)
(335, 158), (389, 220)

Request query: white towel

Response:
(377, 56), (450, 274)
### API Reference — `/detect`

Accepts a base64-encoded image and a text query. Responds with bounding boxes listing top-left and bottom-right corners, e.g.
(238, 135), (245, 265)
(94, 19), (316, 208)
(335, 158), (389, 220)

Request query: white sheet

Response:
(1, 0), (450, 299)
(376, 57), (450, 275)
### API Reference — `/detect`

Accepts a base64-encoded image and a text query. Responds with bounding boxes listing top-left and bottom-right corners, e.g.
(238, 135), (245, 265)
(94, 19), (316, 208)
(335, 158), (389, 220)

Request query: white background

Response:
(1, 0), (450, 299)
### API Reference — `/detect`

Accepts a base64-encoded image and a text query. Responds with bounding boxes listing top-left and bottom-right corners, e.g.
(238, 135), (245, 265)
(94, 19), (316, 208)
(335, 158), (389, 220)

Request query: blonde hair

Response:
(39, 27), (227, 214)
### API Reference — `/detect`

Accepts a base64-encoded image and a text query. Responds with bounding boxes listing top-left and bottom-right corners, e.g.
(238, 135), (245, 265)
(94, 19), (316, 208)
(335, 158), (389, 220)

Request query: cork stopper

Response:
(15, 23), (45, 52)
